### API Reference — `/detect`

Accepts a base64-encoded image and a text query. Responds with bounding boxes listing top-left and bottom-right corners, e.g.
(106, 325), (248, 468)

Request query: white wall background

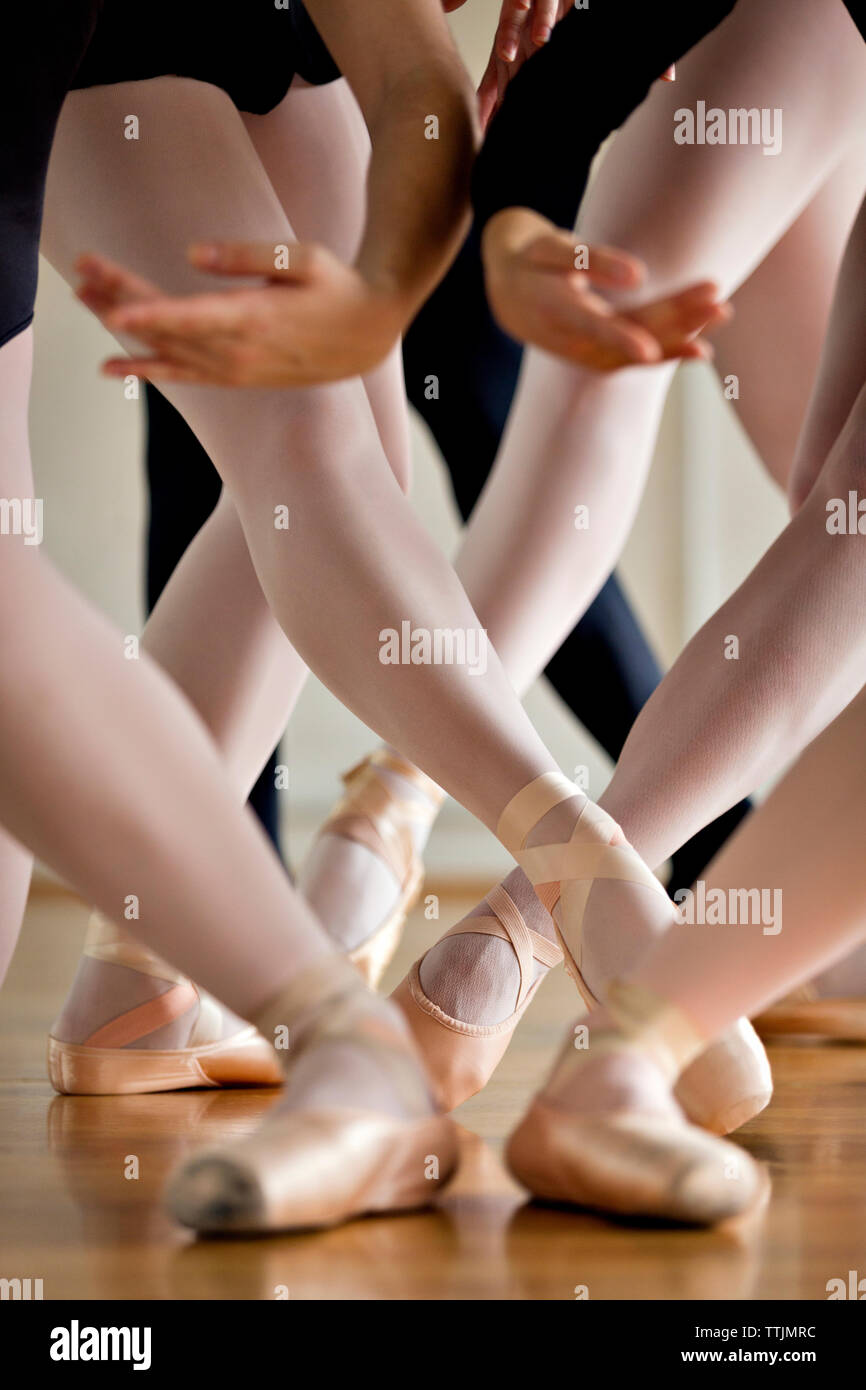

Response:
(28, 2), (789, 882)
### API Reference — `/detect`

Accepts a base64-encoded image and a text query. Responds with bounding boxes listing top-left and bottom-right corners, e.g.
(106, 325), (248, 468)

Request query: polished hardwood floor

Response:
(1, 885), (865, 1301)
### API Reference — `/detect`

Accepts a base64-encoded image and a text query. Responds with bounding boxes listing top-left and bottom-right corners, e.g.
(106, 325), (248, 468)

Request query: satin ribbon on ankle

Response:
(252, 955), (433, 1114)
(605, 978), (707, 1083)
(496, 772), (671, 1001)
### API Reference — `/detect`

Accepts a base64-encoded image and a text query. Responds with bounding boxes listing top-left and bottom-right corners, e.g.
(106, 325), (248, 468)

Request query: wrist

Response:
(354, 252), (418, 329)
(482, 207), (555, 266)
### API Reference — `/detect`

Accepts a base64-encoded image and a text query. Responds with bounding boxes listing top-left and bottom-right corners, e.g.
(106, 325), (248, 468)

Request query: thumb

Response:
(188, 240), (317, 280)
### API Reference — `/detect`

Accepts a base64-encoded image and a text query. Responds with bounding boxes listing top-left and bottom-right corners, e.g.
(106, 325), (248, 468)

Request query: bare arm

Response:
(307, 0), (480, 319)
(78, 0), (479, 387)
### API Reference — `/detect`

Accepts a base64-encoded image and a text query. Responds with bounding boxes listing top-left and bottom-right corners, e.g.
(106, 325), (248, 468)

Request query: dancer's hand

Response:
(473, 1), (675, 128)
(482, 207), (730, 369)
(74, 244), (407, 388)
(476, 1), (571, 128)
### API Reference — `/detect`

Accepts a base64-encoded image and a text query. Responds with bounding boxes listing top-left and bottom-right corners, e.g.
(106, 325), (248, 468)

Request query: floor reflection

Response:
(46, 1098), (768, 1300)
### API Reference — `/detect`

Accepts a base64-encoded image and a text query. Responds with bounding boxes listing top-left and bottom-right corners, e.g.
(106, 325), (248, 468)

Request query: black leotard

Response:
(0, 1), (339, 349)
(472, 0), (865, 229)
(72, 1), (339, 116)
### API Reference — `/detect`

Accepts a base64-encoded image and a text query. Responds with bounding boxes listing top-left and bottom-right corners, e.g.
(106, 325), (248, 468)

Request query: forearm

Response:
(305, 0), (478, 320)
(473, 0), (736, 231)
(357, 59), (478, 319)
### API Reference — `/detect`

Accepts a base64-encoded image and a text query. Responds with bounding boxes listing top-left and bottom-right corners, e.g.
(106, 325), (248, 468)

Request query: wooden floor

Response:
(2, 887), (865, 1301)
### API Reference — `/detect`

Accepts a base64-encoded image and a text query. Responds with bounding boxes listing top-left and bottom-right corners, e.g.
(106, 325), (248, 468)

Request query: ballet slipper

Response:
(48, 913), (281, 1095)
(392, 883), (563, 1109)
(166, 957), (458, 1234)
(497, 773), (772, 1134)
(317, 750), (444, 987)
(673, 1017), (773, 1135)
(506, 980), (766, 1226)
(754, 982), (866, 1042)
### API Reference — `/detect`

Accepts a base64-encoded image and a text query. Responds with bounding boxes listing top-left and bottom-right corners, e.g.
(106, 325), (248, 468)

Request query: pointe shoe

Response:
(506, 984), (766, 1226)
(316, 750), (444, 987)
(754, 982), (866, 1041)
(674, 1018), (772, 1135)
(48, 914), (281, 1096)
(392, 883), (563, 1109)
(507, 1104), (764, 1225)
(167, 957), (458, 1235)
(497, 773), (772, 1133)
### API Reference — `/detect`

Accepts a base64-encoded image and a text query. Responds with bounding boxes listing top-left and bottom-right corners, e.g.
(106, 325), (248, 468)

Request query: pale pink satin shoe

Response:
(498, 773), (773, 1134)
(166, 958), (458, 1235)
(506, 982), (767, 1226)
(314, 749), (444, 987)
(48, 913), (281, 1095)
(393, 772), (772, 1130)
(392, 882), (563, 1110)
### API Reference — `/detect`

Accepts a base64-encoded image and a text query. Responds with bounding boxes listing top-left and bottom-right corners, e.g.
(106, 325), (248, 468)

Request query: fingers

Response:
(523, 235), (647, 293)
(103, 292), (246, 339)
(75, 253), (161, 307)
(530, 0), (559, 46)
(581, 244), (647, 289)
(188, 240), (312, 281)
(477, 55), (501, 129)
(628, 281), (732, 352)
(576, 314), (662, 368)
(496, 0), (532, 62)
(523, 279), (664, 369)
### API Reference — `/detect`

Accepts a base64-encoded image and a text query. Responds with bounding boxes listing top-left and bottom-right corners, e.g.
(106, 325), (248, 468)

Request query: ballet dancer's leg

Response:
(0, 13), (460, 1227)
(0, 0), (99, 992)
(42, 76), (572, 836)
(305, 0), (862, 989)
(51, 77), (431, 1052)
(396, 0), (866, 1030)
(0, 828), (32, 987)
(0, 330), (353, 1011)
(47, 75), (746, 1134)
(315, 143), (864, 964)
(714, 142), (866, 491)
(0, 333), (38, 986)
(508, 670), (866, 1223)
(1, 319), (459, 1225)
(600, 191), (866, 884)
(594, 149), (866, 900)
(144, 384), (283, 849)
(454, 0), (865, 695)
(239, 79), (446, 961)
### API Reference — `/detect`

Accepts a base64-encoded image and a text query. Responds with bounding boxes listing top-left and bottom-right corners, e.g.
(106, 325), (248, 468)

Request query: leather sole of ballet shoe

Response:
(47, 1027), (283, 1095)
(506, 1103), (766, 1227)
(165, 1111), (458, 1234)
(348, 861), (423, 989)
(753, 998), (866, 1042)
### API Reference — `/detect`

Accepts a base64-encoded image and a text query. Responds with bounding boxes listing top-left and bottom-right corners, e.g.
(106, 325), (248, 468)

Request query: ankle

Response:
(547, 1035), (680, 1119)
(523, 793), (587, 850)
